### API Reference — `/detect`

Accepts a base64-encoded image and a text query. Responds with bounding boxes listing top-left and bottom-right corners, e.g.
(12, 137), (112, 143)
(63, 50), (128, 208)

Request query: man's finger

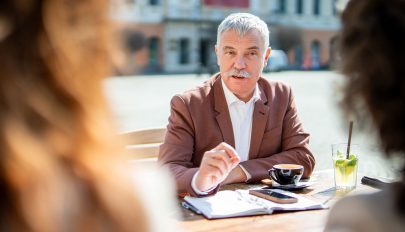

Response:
(215, 142), (240, 162)
(204, 150), (233, 172)
(203, 156), (229, 176)
(198, 163), (226, 187)
(207, 163), (226, 180)
(204, 160), (226, 176)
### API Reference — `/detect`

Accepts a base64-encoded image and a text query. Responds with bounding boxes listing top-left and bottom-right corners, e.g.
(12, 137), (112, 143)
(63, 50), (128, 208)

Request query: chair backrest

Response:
(121, 127), (166, 160)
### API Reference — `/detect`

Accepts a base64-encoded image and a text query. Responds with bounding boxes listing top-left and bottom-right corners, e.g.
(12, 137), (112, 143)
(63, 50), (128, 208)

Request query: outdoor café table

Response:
(178, 169), (379, 232)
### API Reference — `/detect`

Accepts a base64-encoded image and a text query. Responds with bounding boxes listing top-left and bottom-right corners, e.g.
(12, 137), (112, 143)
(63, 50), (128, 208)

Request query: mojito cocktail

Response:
(332, 144), (359, 191)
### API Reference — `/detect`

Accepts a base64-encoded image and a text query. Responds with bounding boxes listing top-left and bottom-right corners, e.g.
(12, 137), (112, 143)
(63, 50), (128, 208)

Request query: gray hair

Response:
(217, 13), (270, 49)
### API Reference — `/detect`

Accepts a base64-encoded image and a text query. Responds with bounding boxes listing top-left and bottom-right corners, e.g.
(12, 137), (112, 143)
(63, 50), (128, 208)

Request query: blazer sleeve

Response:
(158, 95), (219, 197)
(240, 87), (315, 183)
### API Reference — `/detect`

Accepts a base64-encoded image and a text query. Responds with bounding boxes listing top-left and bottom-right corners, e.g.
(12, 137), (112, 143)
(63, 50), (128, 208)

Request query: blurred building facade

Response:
(112, 0), (340, 74)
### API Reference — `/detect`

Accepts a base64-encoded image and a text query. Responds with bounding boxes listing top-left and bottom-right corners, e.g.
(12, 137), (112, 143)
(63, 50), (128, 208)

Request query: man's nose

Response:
(234, 55), (246, 70)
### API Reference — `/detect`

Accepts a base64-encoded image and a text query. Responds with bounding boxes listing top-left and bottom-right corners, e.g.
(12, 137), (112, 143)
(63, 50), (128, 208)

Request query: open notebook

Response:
(183, 189), (327, 219)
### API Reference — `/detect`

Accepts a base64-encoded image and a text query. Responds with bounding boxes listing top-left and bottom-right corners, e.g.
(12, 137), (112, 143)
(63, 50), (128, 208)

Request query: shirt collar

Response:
(221, 78), (260, 106)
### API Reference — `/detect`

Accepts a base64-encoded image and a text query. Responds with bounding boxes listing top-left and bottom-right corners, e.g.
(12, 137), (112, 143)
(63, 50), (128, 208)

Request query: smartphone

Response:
(249, 189), (298, 204)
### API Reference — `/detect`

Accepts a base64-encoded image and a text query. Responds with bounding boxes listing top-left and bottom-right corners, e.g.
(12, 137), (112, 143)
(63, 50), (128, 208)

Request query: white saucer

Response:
(270, 181), (313, 190)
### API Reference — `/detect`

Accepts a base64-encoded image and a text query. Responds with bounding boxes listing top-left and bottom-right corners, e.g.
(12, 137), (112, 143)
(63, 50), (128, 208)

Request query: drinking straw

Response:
(346, 121), (353, 159)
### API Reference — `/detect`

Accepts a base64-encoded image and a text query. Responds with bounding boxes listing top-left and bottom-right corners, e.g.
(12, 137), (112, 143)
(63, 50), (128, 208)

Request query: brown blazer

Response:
(159, 74), (315, 196)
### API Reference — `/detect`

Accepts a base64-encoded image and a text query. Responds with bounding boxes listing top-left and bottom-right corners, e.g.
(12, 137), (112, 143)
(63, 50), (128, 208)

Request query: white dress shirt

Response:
(221, 78), (260, 163)
(191, 78), (260, 194)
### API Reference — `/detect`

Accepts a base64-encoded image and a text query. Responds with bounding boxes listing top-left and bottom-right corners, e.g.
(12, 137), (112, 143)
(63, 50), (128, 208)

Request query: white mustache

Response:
(226, 69), (251, 79)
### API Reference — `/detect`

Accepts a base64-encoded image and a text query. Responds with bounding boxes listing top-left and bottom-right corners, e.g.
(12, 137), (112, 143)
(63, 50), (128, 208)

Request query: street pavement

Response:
(104, 71), (398, 179)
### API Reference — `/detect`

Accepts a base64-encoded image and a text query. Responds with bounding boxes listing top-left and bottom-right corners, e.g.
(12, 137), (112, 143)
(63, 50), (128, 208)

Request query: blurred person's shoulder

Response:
(325, 189), (405, 232)
(128, 162), (183, 232)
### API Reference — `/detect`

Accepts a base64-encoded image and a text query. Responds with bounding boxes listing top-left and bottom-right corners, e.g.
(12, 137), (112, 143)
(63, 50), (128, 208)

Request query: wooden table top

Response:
(177, 169), (379, 232)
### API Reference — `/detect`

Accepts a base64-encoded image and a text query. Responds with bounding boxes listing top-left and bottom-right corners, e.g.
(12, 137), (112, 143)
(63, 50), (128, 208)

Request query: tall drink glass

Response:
(332, 143), (359, 191)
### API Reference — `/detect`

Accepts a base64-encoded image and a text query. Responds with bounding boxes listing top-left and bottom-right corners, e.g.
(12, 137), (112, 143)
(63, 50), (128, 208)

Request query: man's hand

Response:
(222, 165), (248, 185)
(195, 142), (240, 192)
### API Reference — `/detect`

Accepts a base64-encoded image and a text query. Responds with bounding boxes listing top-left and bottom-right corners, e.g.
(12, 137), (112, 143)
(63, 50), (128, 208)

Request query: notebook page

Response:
(184, 190), (269, 218)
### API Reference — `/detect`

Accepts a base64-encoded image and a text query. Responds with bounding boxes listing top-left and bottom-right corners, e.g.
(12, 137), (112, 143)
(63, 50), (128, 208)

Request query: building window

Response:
(200, 39), (210, 67)
(149, 37), (159, 66)
(179, 38), (190, 64)
(311, 40), (321, 69)
(294, 45), (303, 67)
(313, 0), (320, 16)
(150, 0), (159, 6)
(278, 0), (286, 14)
(332, 0), (337, 15)
(296, 0), (303, 14)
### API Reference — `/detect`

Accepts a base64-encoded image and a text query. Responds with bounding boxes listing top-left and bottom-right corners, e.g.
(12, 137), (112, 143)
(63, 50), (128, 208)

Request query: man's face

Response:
(215, 29), (271, 102)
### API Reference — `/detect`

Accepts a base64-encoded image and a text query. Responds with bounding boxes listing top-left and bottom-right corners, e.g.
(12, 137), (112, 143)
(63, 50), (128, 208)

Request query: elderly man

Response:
(159, 13), (315, 197)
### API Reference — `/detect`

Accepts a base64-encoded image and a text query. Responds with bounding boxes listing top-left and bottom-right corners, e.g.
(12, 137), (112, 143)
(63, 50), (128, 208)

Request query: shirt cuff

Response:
(191, 170), (217, 195)
(239, 164), (251, 182)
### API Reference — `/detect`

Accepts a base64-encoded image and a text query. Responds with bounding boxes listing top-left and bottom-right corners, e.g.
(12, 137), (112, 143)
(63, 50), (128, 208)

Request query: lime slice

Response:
(345, 165), (355, 175)
(334, 159), (347, 167)
(347, 154), (358, 166)
(347, 158), (357, 166)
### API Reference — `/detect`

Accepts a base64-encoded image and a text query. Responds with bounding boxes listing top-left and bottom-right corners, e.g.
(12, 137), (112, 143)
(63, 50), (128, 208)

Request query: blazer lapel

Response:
(213, 76), (235, 147)
(249, 84), (269, 159)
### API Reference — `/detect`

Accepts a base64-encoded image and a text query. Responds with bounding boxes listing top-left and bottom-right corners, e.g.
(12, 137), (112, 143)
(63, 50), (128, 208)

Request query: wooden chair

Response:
(121, 127), (166, 161)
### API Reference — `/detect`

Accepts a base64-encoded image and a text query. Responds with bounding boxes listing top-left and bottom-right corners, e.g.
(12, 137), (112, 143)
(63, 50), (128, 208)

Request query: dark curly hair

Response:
(340, 0), (405, 212)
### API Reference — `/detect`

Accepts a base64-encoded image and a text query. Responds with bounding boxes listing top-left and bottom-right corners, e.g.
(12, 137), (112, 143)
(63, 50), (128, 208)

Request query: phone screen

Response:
(249, 189), (298, 204)
(253, 190), (295, 199)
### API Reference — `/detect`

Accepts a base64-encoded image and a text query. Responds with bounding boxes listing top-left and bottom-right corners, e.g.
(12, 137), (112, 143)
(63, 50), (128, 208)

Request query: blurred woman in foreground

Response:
(0, 0), (179, 231)
(325, 0), (405, 231)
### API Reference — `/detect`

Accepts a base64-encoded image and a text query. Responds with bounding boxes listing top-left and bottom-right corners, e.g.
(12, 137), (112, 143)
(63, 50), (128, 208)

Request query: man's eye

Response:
(225, 51), (235, 55)
(249, 51), (258, 56)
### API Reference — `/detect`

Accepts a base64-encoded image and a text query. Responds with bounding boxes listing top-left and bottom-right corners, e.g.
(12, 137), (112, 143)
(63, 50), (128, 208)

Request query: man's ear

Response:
(264, 47), (272, 65)
(215, 45), (220, 66)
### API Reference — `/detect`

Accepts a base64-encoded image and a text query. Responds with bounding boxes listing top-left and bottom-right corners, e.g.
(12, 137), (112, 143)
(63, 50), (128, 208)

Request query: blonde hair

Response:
(0, 0), (148, 230)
